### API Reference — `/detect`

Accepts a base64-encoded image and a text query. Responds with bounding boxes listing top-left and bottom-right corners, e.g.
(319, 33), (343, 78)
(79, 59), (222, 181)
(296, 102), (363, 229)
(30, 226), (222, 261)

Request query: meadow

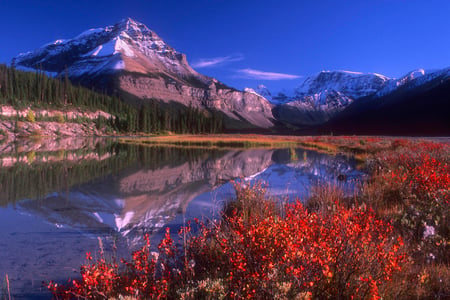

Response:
(24, 135), (450, 299)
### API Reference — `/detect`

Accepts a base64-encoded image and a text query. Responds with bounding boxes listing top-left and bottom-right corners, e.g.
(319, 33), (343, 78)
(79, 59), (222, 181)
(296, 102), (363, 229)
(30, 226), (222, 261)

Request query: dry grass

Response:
(1, 274), (11, 300)
(305, 183), (349, 215)
(119, 134), (301, 149)
(118, 134), (414, 155)
(118, 134), (388, 153)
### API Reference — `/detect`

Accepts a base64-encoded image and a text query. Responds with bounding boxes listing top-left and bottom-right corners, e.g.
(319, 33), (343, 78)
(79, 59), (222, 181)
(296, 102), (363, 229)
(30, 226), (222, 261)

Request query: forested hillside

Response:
(0, 65), (223, 134)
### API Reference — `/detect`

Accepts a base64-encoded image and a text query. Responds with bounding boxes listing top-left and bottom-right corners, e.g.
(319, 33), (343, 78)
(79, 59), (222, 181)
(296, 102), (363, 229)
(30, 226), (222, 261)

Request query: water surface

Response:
(0, 137), (364, 298)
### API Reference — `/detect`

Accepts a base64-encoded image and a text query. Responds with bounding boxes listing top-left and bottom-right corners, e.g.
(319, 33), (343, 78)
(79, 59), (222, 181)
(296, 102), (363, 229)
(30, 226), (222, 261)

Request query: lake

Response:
(0, 137), (365, 299)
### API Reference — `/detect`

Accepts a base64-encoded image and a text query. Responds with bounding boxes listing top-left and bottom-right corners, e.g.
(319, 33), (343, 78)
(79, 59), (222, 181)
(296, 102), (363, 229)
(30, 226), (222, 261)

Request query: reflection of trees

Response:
(0, 141), (219, 205)
(0, 155), (124, 205)
(7, 143), (275, 242)
(9, 144), (363, 247)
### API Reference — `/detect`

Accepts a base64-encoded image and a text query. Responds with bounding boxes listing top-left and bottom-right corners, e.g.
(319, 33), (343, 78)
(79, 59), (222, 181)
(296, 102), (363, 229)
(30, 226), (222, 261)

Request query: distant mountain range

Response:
(251, 68), (450, 134)
(13, 18), (450, 135)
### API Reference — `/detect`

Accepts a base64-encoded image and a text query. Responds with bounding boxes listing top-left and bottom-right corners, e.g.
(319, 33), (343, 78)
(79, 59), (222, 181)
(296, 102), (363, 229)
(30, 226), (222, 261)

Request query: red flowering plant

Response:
(182, 182), (406, 299)
(47, 248), (120, 299)
(363, 140), (449, 264)
(47, 231), (178, 299)
(48, 181), (406, 299)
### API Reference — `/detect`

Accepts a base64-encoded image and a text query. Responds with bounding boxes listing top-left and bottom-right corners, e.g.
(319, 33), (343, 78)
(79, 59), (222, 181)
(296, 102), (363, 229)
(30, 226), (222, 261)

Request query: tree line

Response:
(0, 64), (223, 134)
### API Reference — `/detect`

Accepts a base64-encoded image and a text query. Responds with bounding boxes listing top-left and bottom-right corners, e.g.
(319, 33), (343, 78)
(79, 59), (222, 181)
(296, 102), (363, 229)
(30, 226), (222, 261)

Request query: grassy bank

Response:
(118, 134), (384, 155)
(119, 134), (303, 149)
(118, 134), (428, 154)
(47, 136), (449, 299)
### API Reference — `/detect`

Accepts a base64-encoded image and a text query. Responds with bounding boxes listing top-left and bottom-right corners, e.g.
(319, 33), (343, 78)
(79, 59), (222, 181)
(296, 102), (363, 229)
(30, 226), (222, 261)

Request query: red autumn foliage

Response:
(47, 183), (406, 299)
(47, 231), (176, 299)
(184, 183), (405, 299)
(45, 138), (450, 299)
(369, 141), (449, 265)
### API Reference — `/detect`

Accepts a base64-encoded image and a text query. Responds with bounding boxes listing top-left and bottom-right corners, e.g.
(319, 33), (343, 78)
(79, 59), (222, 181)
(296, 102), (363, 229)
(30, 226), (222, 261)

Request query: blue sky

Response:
(1, 0), (449, 92)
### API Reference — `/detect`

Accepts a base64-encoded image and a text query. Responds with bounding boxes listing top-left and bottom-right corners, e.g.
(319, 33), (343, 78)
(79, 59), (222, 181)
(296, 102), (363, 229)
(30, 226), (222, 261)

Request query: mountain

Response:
(321, 68), (450, 135)
(13, 18), (274, 129)
(266, 69), (450, 133)
(12, 18), (449, 134)
(295, 70), (390, 100)
(272, 71), (391, 126)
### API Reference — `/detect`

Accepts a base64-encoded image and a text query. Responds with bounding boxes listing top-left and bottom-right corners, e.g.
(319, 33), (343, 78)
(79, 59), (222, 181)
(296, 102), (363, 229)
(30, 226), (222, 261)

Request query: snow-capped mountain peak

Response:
(255, 84), (273, 99)
(294, 70), (391, 100)
(375, 67), (450, 97)
(13, 17), (188, 79)
(13, 18), (275, 129)
(268, 70), (393, 125)
(272, 66), (450, 128)
(396, 68), (425, 86)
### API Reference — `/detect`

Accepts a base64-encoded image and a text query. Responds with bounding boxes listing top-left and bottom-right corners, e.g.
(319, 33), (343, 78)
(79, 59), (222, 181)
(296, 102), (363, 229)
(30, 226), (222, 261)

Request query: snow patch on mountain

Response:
(375, 67), (450, 97)
(76, 28), (105, 39)
(243, 87), (262, 97)
(294, 70), (391, 100)
(14, 18), (182, 77)
(84, 37), (136, 58)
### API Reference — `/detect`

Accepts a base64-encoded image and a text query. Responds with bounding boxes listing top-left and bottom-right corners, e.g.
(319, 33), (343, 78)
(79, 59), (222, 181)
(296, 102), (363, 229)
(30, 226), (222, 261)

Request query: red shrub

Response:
(185, 184), (406, 299)
(47, 232), (176, 299)
(48, 184), (406, 299)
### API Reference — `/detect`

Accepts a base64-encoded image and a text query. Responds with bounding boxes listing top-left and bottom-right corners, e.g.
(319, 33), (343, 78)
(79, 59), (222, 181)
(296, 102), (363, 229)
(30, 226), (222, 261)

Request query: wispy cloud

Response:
(192, 54), (244, 68)
(236, 68), (301, 80)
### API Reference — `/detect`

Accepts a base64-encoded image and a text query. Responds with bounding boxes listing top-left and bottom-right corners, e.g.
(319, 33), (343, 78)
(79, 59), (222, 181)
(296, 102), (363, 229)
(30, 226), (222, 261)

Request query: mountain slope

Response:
(14, 18), (274, 129)
(14, 18), (209, 85)
(266, 68), (450, 133)
(321, 70), (450, 135)
(272, 71), (391, 126)
(13, 18), (449, 134)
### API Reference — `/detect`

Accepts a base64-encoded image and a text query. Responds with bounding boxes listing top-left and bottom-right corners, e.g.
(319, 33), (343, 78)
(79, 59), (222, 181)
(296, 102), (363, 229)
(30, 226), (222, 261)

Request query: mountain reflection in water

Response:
(0, 138), (364, 299)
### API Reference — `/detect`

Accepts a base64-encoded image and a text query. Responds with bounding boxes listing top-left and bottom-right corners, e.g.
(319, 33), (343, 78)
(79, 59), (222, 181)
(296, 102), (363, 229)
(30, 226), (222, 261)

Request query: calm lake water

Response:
(0, 137), (365, 299)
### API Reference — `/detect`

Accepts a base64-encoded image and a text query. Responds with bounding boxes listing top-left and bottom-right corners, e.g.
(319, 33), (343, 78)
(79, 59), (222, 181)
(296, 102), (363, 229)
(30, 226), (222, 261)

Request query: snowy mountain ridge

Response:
(14, 18), (275, 129)
(294, 70), (390, 100)
(12, 18), (450, 132)
(262, 68), (450, 106)
(269, 67), (450, 127)
(14, 18), (197, 80)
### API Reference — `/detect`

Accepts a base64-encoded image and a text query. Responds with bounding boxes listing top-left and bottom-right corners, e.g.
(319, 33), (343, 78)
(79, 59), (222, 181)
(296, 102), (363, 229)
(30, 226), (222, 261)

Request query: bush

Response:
(361, 141), (450, 264)
(26, 109), (35, 123)
(185, 183), (406, 299)
(48, 231), (176, 299)
(55, 113), (65, 123)
(48, 183), (406, 299)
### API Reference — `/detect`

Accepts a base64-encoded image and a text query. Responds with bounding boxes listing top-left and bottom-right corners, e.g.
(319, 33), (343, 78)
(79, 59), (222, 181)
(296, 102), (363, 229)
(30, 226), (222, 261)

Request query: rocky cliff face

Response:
(118, 74), (274, 128)
(14, 18), (274, 129)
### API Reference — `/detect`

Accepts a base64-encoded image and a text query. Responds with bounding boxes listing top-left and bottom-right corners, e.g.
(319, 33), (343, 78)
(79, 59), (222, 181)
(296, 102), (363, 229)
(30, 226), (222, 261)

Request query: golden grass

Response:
(118, 135), (410, 162)
(120, 134), (295, 149)
(118, 134), (353, 153)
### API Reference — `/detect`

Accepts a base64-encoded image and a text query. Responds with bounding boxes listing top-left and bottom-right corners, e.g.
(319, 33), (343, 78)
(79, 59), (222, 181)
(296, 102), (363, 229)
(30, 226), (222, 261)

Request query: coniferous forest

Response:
(0, 64), (224, 134)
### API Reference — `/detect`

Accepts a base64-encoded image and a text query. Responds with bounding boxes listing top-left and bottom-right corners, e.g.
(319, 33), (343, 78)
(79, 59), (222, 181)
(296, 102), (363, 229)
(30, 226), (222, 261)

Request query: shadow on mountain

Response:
(320, 76), (450, 135)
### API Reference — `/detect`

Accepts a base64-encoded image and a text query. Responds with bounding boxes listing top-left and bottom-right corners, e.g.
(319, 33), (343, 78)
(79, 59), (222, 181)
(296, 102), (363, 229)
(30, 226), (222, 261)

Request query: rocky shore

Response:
(0, 105), (114, 139)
